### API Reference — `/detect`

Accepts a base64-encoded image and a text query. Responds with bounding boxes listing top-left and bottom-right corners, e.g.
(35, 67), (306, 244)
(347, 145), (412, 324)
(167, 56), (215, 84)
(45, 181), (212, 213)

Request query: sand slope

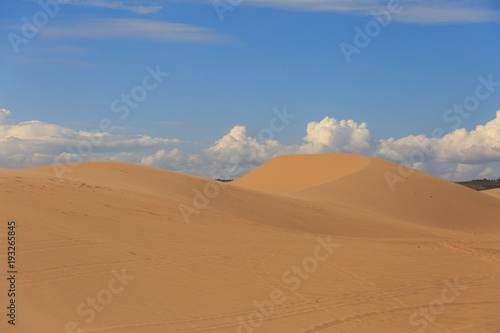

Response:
(1, 154), (499, 333)
(483, 188), (500, 199)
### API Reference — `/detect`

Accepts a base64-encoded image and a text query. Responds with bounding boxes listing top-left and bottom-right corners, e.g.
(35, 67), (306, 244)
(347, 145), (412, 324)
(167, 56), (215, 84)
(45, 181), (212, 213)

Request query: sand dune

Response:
(234, 153), (500, 234)
(231, 153), (371, 194)
(483, 188), (500, 199)
(1, 153), (499, 333)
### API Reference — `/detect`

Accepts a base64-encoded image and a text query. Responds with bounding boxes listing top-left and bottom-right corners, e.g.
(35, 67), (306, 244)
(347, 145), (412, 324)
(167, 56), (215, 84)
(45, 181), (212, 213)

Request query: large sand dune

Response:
(1, 153), (499, 333)
(234, 153), (500, 234)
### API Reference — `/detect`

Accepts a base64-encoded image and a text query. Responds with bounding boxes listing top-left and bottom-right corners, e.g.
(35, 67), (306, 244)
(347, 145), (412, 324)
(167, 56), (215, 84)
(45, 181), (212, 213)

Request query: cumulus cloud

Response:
(299, 116), (371, 154)
(141, 126), (290, 177)
(440, 164), (500, 181)
(360, 110), (500, 179)
(141, 148), (187, 169)
(0, 109), (17, 125)
(434, 111), (500, 164)
(205, 126), (284, 164)
(2, 108), (500, 181)
(374, 134), (436, 164)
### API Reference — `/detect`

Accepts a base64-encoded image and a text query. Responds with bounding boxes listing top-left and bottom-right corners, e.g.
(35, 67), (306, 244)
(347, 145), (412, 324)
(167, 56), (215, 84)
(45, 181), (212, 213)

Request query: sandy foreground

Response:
(1, 153), (499, 333)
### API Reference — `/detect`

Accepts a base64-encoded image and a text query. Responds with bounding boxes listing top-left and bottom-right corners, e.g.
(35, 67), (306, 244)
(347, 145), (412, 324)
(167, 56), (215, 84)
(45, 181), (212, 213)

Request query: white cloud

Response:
(226, 0), (500, 24)
(374, 134), (436, 163)
(41, 18), (231, 43)
(235, 0), (381, 13)
(0, 109), (17, 125)
(440, 164), (500, 181)
(2, 108), (500, 181)
(299, 116), (372, 154)
(434, 110), (500, 163)
(66, 0), (163, 14)
(141, 148), (186, 167)
(366, 110), (500, 176)
(394, 3), (500, 24)
(141, 126), (291, 177)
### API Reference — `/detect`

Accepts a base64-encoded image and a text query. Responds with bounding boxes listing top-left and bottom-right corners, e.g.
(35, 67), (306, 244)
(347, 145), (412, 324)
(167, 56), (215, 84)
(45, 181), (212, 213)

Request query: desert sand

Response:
(1, 153), (499, 332)
(483, 188), (500, 199)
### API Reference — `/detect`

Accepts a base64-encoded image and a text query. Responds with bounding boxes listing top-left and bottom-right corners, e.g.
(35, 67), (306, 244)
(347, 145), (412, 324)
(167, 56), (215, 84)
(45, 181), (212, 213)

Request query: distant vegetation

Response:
(455, 179), (500, 191)
(215, 179), (233, 183)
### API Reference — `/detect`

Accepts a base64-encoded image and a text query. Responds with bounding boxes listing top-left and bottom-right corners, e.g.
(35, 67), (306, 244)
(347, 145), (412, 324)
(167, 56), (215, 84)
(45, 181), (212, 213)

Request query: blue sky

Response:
(1, 0), (500, 181)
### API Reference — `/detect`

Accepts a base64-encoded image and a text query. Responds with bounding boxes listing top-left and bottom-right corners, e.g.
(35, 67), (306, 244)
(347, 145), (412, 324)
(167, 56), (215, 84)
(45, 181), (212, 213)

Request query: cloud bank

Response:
(0, 109), (179, 169)
(1, 108), (500, 181)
